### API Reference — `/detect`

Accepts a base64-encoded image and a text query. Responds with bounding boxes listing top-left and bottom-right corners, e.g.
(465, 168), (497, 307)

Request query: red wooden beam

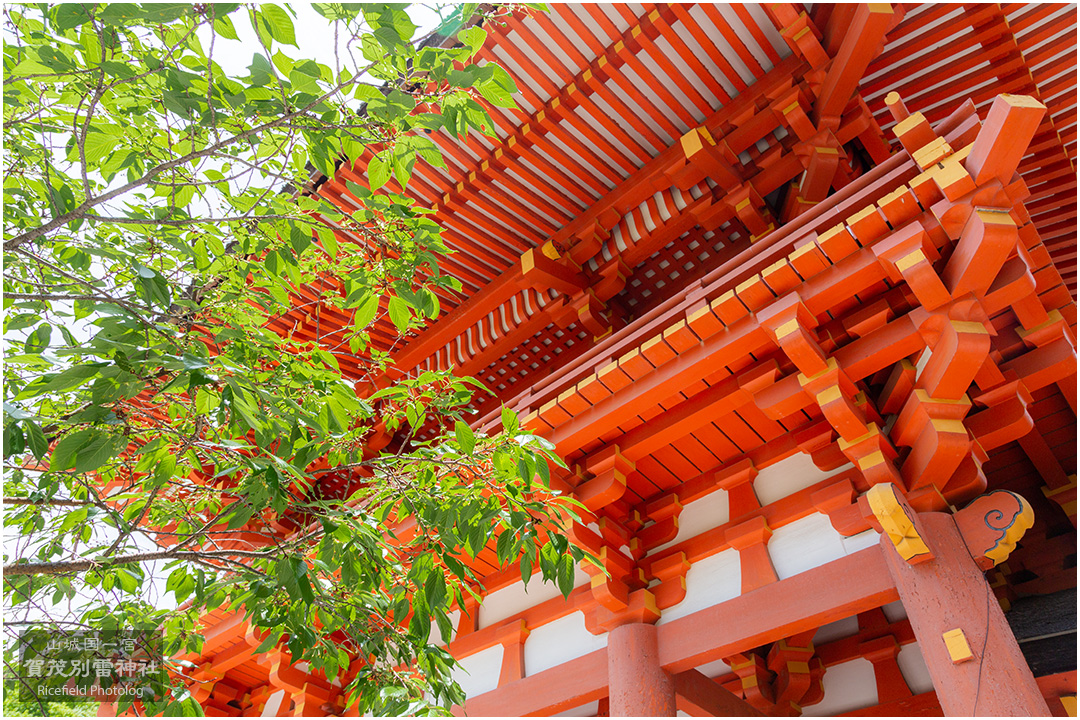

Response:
(458, 647), (608, 717)
(658, 545), (899, 673)
(815, 4), (897, 124)
(673, 668), (765, 717)
(459, 546), (899, 716)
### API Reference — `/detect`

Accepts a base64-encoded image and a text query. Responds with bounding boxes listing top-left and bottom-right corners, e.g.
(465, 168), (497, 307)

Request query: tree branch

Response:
(3, 548), (283, 577)
(4, 497), (94, 507)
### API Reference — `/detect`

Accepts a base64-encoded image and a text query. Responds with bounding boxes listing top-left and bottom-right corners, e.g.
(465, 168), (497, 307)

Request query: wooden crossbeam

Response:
(673, 668), (765, 717)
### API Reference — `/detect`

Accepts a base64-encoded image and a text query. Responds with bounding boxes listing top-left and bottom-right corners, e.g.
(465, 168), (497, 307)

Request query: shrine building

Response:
(153, 3), (1078, 717)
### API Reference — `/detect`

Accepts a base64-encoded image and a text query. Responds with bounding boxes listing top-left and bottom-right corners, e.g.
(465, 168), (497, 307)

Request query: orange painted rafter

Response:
(529, 10), (671, 151)
(860, 13), (1010, 100)
(814, 3), (897, 124)
(483, 30), (642, 178)
(499, 14), (658, 165)
(549, 4), (684, 140)
(732, 4), (783, 67)
(580, 4), (701, 130)
(421, 129), (581, 223)
(646, 8), (735, 107)
(673, 668), (765, 717)
(379, 152), (552, 248)
(400, 93), (885, 390)
(668, 4), (750, 95)
(388, 52), (809, 380)
(606, 4), (717, 117)
(868, 5), (999, 77)
(698, 4), (768, 79)
(327, 151), (531, 263)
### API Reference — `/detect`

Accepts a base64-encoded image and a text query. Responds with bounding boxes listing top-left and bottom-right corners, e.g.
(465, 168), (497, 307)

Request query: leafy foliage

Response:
(3, 3), (581, 716)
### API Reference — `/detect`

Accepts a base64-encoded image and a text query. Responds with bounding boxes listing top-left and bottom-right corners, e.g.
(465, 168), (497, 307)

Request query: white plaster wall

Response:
(914, 348), (930, 380)
(768, 512), (848, 580)
(802, 658), (878, 716)
(524, 612), (608, 676)
(429, 609), (460, 646)
(769, 513), (886, 581)
(657, 548), (741, 625)
(813, 615), (860, 645)
(654, 488), (730, 553)
(754, 453), (848, 506)
(841, 529), (880, 555)
(553, 700), (599, 717)
(261, 689), (286, 717)
(478, 566), (590, 629)
(897, 642), (935, 694)
(452, 644), (504, 699)
(881, 599), (908, 623)
(695, 658), (732, 678)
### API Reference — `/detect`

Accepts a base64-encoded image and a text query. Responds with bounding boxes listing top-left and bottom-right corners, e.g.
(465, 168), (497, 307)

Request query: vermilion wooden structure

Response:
(103, 3), (1078, 717)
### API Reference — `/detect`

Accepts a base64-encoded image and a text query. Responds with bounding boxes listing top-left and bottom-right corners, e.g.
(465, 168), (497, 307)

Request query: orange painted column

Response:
(607, 623), (676, 717)
(878, 513), (1050, 716)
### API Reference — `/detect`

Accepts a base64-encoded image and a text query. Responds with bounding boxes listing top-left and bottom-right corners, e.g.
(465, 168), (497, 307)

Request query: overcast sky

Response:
(200, 3), (447, 77)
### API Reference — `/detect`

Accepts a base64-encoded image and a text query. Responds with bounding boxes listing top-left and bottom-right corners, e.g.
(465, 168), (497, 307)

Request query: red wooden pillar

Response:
(877, 512), (1050, 716)
(607, 623), (676, 717)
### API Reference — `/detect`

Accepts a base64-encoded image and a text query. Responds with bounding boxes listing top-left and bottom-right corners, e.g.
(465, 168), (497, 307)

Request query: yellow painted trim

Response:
(973, 208), (1016, 226)
(866, 483), (931, 562)
(951, 319), (989, 335)
(1042, 475), (1077, 497)
(776, 318), (801, 338)
(942, 628), (974, 664)
(896, 249), (926, 272)
(1017, 309), (1064, 339)
(930, 418), (968, 434)
(837, 423), (880, 451)
(982, 492), (1035, 567)
(858, 451), (886, 470)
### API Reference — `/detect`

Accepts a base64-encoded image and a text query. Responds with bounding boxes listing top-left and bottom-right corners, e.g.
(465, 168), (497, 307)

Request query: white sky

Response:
(200, 3), (448, 77)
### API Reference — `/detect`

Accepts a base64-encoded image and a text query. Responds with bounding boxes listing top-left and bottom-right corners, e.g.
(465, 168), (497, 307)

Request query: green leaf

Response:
(477, 79), (515, 108)
(73, 432), (125, 472)
(24, 323), (51, 354)
(387, 296), (410, 333)
(495, 530), (512, 564)
(352, 294), (379, 330)
(501, 406), (517, 433)
(289, 67), (320, 95)
(260, 4), (297, 47)
(520, 550), (533, 586)
(51, 4), (93, 30)
(5, 423), (25, 459)
(556, 553), (575, 597)
(368, 154), (391, 191)
(116, 567), (140, 593)
(82, 129), (116, 163)
(317, 226), (339, 259)
(454, 420), (476, 455)
(458, 26), (486, 56)
(18, 363), (103, 399)
(23, 420), (48, 461)
(154, 455), (177, 486)
(50, 429), (123, 473)
(213, 13), (239, 40)
(424, 570), (445, 608)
